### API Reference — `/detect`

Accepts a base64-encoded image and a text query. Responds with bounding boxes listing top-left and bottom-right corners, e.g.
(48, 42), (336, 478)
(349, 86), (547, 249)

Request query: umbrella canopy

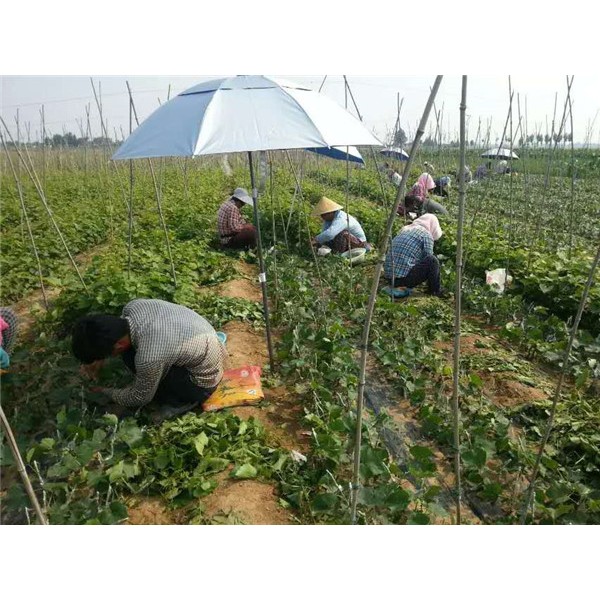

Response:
(481, 147), (519, 160)
(380, 147), (409, 161)
(306, 145), (364, 164)
(113, 76), (381, 160)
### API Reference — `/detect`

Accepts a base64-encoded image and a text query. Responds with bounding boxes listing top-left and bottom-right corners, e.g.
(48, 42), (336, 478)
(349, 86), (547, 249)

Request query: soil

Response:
(200, 470), (292, 525)
(231, 386), (309, 452)
(481, 373), (548, 408)
(222, 320), (269, 370)
(125, 498), (187, 525)
(214, 278), (263, 303)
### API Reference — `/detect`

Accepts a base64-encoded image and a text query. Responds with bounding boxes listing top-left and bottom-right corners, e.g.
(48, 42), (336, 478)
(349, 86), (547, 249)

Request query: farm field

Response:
(1, 144), (599, 525)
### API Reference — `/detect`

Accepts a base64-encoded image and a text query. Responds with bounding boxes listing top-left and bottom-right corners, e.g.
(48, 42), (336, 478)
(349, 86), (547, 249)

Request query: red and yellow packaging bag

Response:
(203, 366), (264, 411)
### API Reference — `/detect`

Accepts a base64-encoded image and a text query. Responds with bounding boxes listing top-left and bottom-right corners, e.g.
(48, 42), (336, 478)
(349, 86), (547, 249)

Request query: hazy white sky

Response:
(1, 75), (599, 145)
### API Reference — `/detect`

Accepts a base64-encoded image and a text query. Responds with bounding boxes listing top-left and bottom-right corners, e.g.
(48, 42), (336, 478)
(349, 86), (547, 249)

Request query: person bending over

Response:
(72, 299), (226, 421)
(384, 214), (447, 297)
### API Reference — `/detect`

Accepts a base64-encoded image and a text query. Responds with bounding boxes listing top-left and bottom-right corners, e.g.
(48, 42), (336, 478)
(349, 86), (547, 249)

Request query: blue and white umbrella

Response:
(380, 146), (409, 161)
(112, 75), (381, 369)
(113, 76), (381, 159)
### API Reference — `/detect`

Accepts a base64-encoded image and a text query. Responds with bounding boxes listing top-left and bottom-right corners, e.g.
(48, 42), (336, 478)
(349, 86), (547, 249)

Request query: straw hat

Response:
(312, 196), (343, 216)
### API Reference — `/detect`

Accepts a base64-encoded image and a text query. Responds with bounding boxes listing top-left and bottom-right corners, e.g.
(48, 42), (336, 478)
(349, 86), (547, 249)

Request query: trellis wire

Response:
(0, 405), (48, 525)
(450, 75), (468, 525)
(1, 133), (49, 308)
(349, 76), (443, 524)
(520, 240), (600, 524)
(1, 116), (88, 290)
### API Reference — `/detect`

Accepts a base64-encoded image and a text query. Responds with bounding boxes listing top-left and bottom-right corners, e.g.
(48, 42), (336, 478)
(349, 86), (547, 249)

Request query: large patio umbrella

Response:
(380, 146), (409, 161)
(306, 145), (364, 164)
(113, 75), (382, 369)
(481, 147), (519, 159)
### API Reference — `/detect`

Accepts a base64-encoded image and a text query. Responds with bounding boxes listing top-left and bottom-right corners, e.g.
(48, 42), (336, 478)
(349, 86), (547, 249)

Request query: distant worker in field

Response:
(474, 161), (491, 180)
(0, 307), (18, 373)
(384, 214), (446, 297)
(217, 187), (257, 249)
(311, 196), (371, 254)
(494, 159), (511, 174)
(456, 165), (473, 184)
(72, 299), (226, 422)
(432, 175), (451, 198)
(399, 173), (448, 218)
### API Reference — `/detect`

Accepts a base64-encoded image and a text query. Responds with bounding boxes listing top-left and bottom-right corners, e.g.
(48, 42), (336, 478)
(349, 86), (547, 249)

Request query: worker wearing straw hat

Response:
(311, 196), (370, 254)
(217, 187), (257, 249)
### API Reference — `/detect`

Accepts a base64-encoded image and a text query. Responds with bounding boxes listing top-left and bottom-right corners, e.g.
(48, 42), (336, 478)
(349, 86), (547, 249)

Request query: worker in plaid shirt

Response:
(384, 214), (446, 297)
(217, 187), (257, 249)
(72, 299), (226, 422)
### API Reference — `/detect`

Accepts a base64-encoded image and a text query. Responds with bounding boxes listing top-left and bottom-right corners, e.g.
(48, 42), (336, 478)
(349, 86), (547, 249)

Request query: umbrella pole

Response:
(248, 151), (276, 372)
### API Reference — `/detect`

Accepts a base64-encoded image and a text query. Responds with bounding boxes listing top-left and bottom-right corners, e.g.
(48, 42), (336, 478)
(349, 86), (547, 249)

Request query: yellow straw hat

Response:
(312, 196), (343, 216)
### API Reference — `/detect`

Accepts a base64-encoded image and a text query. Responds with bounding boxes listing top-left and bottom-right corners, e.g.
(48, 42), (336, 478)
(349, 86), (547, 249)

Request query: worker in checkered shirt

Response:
(217, 187), (257, 249)
(72, 299), (226, 422)
(384, 214), (447, 297)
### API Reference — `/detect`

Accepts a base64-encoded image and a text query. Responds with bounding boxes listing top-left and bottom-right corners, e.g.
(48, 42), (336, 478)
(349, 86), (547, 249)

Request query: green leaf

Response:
(410, 446), (434, 461)
(238, 421), (248, 436)
(408, 512), (430, 525)
(462, 446), (487, 468)
(311, 493), (339, 513)
(194, 432), (209, 456)
(231, 463), (257, 479)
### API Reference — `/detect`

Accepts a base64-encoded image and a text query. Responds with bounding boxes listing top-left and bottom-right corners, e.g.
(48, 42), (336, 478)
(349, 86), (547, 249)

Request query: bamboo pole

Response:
(349, 76), (443, 524)
(520, 241), (600, 524)
(128, 91), (134, 277)
(0, 133), (49, 308)
(567, 79), (576, 258)
(450, 76), (468, 525)
(0, 117), (88, 290)
(0, 405), (48, 525)
(248, 151), (275, 371)
(127, 82), (177, 286)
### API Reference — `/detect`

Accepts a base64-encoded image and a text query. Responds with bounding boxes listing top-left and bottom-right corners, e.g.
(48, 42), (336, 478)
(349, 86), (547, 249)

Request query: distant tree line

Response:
(3, 133), (115, 148)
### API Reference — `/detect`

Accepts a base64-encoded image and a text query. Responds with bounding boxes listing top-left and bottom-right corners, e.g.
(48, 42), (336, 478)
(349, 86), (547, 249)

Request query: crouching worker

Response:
(72, 299), (226, 422)
(0, 307), (18, 373)
(311, 196), (371, 254)
(217, 187), (257, 249)
(384, 214), (447, 297)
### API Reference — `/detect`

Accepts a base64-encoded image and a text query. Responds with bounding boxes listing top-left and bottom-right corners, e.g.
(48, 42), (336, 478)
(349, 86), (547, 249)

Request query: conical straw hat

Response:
(312, 196), (343, 216)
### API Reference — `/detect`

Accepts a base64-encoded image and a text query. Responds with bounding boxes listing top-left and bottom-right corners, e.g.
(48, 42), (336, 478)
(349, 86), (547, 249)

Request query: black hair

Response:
(71, 314), (129, 364)
(404, 195), (421, 210)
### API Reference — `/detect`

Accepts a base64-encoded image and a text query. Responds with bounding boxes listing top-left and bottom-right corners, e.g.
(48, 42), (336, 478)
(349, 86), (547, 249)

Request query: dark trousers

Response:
(326, 230), (367, 254)
(391, 255), (441, 295)
(222, 225), (257, 249)
(122, 349), (217, 406)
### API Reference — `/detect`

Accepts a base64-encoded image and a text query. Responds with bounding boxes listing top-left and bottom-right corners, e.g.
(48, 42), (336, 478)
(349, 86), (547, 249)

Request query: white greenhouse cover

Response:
(113, 76), (382, 160)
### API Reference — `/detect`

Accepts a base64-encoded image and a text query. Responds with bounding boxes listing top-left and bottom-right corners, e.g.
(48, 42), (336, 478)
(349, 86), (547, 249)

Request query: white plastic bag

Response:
(485, 268), (513, 294)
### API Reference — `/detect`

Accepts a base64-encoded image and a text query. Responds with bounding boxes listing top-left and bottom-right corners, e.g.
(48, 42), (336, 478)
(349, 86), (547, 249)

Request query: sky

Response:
(2, 75), (599, 146)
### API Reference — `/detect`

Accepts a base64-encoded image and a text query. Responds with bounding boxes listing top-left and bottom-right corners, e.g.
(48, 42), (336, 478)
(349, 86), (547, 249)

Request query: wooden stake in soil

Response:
(0, 406), (48, 525)
(127, 82), (177, 286)
(519, 240), (600, 524)
(451, 76), (468, 525)
(248, 151), (275, 371)
(350, 76), (443, 524)
(0, 117), (88, 290)
(0, 133), (49, 308)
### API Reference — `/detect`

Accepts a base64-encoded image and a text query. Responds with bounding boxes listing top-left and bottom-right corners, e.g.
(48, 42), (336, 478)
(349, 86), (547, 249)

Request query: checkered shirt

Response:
(384, 227), (434, 279)
(0, 307), (18, 353)
(107, 299), (226, 408)
(217, 198), (247, 242)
